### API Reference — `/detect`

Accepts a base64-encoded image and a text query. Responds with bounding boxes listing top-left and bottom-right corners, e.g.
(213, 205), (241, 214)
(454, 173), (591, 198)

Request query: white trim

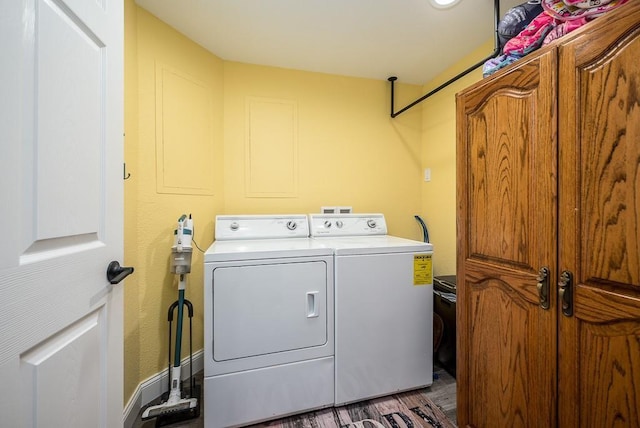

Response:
(123, 349), (204, 428)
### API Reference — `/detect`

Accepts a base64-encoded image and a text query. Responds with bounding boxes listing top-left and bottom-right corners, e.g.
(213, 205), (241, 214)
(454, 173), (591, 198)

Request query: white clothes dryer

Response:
(204, 215), (334, 428)
(309, 213), (434, 405)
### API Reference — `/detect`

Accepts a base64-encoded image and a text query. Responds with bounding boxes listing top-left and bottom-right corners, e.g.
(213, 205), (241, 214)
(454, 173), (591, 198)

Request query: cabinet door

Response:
(456, 49), (558, 428)
(558, 4), (640, 427)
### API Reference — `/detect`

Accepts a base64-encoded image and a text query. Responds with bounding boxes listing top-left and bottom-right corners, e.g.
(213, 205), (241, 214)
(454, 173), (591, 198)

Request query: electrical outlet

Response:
(424, 168), (431, 182)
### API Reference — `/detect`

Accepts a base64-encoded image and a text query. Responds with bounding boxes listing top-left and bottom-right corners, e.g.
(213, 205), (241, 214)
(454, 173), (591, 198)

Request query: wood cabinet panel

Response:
(456, 49), (557, 428)
(457, 50), (557, 272)
(457, 3), (640, 427)
(463, 266), (557, 428)
(466, 93), (534, 266)
(563, 24), (640, 287)
(558, 5), (640, 427)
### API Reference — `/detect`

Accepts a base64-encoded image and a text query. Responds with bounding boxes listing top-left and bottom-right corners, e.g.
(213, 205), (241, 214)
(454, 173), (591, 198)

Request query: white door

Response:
(0, 0), (124, 427)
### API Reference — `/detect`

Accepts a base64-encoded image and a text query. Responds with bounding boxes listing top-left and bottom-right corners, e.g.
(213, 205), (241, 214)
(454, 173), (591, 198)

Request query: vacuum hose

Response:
(414, 215), (430, 243)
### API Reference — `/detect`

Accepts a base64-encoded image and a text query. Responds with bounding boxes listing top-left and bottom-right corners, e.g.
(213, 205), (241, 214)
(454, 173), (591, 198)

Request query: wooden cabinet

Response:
(456, 4), (640, 427)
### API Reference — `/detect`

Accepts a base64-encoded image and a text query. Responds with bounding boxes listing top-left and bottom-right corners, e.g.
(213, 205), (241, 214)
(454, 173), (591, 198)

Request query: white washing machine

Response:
(309, 213), (434, 405)
(204, 215), (334, 428)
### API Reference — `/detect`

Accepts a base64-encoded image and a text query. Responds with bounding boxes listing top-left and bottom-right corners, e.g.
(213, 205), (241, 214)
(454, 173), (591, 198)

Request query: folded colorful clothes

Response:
(482, 54), (522, 77)
(498, 1), (544, 49)
(542, 0), (629, 20)
(483, 0), (631, 79)
(563, 0), (614, 7)
(542, 16), (589, 45)
(503, 11), (559, 56)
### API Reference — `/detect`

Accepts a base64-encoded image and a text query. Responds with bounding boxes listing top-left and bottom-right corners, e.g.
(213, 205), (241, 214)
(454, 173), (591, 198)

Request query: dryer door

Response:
(213, 260), (328, 361)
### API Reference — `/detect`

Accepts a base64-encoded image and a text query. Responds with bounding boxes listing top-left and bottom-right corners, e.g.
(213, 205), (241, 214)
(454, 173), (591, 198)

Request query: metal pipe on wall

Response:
(388, 0), (501, 118)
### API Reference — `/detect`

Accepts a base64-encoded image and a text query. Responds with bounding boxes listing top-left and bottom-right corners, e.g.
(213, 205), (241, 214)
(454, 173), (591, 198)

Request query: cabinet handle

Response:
(558, 270), (573, 317)
(536, 266), (550, 310)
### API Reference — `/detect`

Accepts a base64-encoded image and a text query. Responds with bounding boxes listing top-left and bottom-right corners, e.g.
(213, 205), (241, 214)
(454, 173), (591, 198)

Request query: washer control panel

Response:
(215, 215), (309, 240)
(309, 214), (387, 237)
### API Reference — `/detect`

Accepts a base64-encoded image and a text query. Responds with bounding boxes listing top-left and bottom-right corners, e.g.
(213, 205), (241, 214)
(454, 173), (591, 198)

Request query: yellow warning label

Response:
(414, 254), (433, 286)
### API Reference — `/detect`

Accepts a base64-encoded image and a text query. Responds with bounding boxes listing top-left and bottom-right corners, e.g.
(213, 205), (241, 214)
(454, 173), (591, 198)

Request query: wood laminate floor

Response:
(133, 365), (457, 428)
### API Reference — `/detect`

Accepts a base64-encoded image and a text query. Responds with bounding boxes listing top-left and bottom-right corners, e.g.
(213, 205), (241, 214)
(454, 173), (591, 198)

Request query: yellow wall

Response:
(124, 2), (225, 403)
(124, 2), (498, 408)
(124, 0), (493, 407)
(420, 41), (493, 276)
(124, 2), (426, 407)
(222, 63), (425, 238)
(123, 0), (140, 405)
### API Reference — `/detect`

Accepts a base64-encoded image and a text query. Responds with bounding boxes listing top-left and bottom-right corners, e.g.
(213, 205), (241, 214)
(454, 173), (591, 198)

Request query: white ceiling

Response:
(134, 0), (523, 85)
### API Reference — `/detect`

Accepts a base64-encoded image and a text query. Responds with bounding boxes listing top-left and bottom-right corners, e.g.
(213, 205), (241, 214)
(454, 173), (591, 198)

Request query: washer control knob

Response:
(367, 219), (377, 229)
(336, 220), (344, 228)
(286, 221), (297, 230)
(230, 222), (239, 231)
(324, 220), (332, 229)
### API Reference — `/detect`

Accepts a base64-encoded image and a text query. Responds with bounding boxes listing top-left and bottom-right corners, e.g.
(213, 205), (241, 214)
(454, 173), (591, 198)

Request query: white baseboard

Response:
(123, 349), (204, 428)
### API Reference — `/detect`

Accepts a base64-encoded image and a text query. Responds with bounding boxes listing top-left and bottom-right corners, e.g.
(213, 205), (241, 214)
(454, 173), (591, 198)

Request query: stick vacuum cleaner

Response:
(142, 214), (200, 425)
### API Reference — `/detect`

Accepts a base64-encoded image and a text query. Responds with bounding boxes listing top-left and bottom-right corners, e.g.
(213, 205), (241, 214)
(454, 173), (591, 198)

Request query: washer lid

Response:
(314, 234), (433, 255)
(205, 237), (332, 262)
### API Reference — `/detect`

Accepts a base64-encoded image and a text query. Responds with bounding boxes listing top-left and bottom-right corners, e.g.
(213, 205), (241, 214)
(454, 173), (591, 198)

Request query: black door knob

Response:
(106, 261), (134, 284)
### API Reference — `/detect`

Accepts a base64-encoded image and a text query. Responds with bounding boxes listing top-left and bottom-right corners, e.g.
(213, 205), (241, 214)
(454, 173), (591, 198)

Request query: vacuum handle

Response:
(306, 291), (319, 318)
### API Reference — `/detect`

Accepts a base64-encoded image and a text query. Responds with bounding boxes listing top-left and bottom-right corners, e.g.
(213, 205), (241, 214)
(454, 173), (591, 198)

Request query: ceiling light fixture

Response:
(429, 0), (462, 9)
